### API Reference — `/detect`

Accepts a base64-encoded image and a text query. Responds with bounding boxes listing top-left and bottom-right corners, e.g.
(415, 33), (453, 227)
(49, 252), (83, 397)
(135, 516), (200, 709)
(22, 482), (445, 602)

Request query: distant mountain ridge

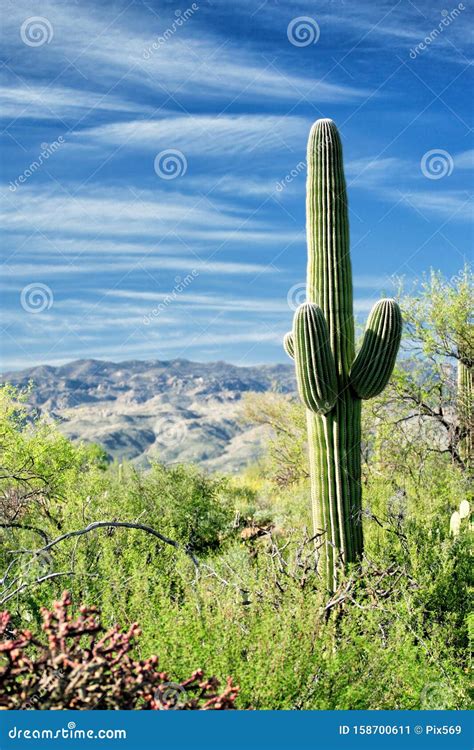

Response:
(1, 359), (296, 472)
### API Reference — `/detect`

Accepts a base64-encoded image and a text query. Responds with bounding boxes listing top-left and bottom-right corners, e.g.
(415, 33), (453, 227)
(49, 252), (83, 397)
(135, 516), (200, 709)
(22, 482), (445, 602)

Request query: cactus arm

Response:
(350, 299), (402, 399)
(293, 303), (338, 414)
(283, 332), (294, 359)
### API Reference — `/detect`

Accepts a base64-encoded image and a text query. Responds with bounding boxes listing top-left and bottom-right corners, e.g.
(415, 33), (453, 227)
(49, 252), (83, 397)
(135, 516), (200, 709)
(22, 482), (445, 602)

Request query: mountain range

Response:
(1, 359), (296, 472)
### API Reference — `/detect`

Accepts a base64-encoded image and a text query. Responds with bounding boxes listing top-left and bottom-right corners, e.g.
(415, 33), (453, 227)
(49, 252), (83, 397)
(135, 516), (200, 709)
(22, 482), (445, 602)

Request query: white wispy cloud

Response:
(249, 0), (472, 63)
(455, 149), (474, 170)
(1, 184), (297, 244)
(345, 153), (473, 222)
(98, 290), (288, 313)
(396, 190), (472, 221)
(345, 156), (408, 191)
(75, 114), (311, 156)
(2, 0), (374, 117)
(0, 83), (151, 123)
(2, 256), (277, 277)
(1, 329), (287, 372)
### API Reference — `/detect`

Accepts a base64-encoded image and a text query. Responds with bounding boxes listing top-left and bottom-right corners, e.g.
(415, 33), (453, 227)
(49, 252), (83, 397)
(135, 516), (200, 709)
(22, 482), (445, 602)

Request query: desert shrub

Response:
(241, 391), (308, 485)
(0, 591), (239, 710)
(0, 474), (471, 710)
(0, 303), (472, 713)
(0, 385), (106, 528)
(138, 463), (234, 552)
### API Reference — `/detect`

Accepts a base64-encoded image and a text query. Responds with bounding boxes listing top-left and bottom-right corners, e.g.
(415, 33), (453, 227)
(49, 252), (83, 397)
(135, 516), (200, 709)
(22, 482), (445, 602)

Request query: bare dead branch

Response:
(32, 521), (200, 568)
(0, 522), (49, 544)
(0, 571), (75, 606)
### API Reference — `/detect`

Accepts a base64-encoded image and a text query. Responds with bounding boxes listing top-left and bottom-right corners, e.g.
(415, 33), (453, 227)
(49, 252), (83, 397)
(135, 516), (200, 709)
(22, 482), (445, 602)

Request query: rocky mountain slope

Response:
(1, 359), (295, 472)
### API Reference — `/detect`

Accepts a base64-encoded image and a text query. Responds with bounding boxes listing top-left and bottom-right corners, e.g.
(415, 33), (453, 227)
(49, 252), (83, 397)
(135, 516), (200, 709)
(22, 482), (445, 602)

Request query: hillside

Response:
(1, 358), (295, 471)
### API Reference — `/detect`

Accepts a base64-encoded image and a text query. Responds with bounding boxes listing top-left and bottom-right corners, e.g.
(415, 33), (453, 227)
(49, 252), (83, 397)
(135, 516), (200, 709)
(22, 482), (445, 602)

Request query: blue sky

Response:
(1, 0), (472, 371)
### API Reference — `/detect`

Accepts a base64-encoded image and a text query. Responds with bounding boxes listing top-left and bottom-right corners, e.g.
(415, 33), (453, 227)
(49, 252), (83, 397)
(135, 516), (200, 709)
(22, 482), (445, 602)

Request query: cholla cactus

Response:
(284, 119), (402, 591)
(0, 592), (239, 709)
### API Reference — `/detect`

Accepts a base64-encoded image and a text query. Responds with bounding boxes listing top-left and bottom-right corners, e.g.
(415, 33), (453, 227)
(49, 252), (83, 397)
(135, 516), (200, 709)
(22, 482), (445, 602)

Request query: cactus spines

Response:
(285, 118), (402, 591)
(350, 299), (402, 399)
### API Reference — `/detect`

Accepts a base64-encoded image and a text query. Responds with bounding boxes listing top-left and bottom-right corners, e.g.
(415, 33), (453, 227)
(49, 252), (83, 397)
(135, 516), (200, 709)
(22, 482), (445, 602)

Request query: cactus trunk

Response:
(306, 120), (361, 586)
(284, 119), (402, 592)
(458, 361), (473, 471)
(307, 397), (362, 591)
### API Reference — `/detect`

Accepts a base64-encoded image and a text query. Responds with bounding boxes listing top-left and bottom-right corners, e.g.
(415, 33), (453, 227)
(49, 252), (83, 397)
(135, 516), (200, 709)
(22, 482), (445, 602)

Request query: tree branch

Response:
(32, 521), (200, 568)
(0, 522), (50, 545)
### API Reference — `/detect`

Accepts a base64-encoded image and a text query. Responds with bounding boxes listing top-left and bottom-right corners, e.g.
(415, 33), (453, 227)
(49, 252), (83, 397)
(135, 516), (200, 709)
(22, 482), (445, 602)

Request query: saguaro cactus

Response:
(284, 119), (402, 592)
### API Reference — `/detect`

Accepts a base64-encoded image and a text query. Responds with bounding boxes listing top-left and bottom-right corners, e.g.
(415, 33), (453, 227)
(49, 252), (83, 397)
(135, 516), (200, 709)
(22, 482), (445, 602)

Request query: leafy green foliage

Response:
(0, 270), (472, 709)
(241, 391), (308, 486)
(369, 266), (473, 475)
(402, 265), (473, 364)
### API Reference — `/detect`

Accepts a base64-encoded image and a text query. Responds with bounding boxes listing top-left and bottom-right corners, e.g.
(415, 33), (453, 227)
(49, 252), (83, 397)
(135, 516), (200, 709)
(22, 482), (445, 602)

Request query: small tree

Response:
(241, 392), (307, 486)
(369, 266), (473, 477)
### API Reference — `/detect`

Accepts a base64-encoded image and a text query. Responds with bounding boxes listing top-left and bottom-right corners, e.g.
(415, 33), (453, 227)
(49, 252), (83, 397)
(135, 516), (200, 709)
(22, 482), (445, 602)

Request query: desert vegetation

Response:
(0, 264), (472, 710)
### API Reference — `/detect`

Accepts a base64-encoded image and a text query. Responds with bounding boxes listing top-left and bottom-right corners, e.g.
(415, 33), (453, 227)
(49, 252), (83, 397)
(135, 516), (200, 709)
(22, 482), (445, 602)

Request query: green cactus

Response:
(458, 360), (473, 471)
(284, 119), (402, 591)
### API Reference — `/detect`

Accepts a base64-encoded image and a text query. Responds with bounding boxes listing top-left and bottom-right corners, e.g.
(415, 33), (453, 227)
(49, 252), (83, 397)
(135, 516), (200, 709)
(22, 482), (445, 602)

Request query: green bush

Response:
(0, 377), (471, 710)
